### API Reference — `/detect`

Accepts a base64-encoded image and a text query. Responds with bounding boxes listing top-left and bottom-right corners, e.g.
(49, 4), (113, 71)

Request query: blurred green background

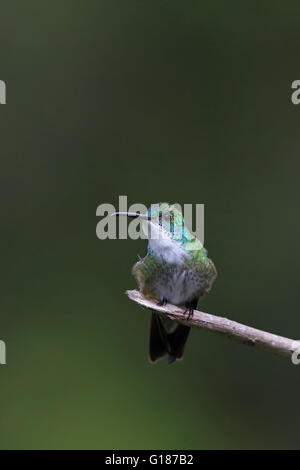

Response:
(0, 0), (300, 450)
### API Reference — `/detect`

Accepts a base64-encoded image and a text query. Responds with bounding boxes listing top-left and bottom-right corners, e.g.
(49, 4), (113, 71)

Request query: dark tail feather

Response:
(149, 312), (168, 363)
(149, 312), (190, 364)
(167, 324), (191, 363)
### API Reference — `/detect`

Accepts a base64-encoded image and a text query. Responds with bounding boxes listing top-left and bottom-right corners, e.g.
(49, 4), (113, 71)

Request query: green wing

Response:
(132, 252), (163, 297)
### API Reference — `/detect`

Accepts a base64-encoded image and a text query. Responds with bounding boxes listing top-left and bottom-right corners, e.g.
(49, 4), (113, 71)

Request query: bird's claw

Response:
(157, 296), (168, 306)
(183, 306), (194, 320)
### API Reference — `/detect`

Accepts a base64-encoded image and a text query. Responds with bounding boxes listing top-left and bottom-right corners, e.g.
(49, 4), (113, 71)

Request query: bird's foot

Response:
(187, 307), (194, 320)
(183, 306), (194, 320)
(157, 296), (168, 306)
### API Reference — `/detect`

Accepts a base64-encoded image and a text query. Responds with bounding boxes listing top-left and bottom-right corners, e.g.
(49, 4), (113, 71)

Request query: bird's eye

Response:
(159, 211), (163, 226)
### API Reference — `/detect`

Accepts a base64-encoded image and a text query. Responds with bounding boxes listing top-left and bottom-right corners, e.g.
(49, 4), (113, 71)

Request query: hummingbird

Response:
(113, 203), (217, 364)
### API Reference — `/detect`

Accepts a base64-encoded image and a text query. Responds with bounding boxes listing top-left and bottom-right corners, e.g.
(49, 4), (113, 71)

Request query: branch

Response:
(126, 289), (299, 360)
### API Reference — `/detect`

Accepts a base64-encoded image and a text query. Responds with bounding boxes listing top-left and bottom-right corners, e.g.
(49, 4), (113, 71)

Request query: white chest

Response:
(149, 239), (198, 306)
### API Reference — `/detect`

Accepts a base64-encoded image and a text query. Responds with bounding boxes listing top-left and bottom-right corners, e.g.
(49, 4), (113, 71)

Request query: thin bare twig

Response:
(126, 289), (299, 360)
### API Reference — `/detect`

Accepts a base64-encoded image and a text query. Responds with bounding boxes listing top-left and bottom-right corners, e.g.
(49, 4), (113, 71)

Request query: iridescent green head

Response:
(112, 202), (202, 251)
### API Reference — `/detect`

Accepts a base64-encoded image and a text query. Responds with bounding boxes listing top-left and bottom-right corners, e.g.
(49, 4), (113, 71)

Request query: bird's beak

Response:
(111, 211), (149, 220)
(111, 211), (166, 241)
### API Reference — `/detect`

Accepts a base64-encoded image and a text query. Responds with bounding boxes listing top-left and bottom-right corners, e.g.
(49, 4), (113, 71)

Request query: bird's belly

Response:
(154, 268), (198, 307)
